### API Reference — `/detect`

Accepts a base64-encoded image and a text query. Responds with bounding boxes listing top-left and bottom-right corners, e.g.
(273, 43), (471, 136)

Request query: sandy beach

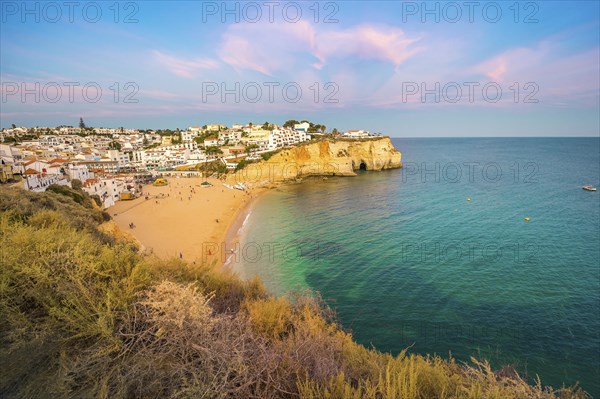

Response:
(110, 177), (263, 266)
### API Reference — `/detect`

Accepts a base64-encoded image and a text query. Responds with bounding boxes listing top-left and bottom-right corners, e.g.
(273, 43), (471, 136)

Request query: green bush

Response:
(71, 179), (83, 191)
(46, 184), (88, 205)
(261, 152), (275, 161)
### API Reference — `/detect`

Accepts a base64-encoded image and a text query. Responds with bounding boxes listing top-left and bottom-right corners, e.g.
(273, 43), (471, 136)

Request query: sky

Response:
(1, 0), (599, 137)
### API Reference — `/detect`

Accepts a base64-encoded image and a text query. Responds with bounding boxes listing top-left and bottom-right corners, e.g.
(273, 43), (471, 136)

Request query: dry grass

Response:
(0, 186), (591, 399)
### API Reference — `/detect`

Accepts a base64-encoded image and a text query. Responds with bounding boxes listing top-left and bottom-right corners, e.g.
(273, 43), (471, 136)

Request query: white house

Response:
(268, 127), (311, 150)
(23, 168), (69, 192)
(218, 130), (242, 144)
(82, 177), (127, 208)
(182, 130), (200, 143)
(23, 159), (63, 175)
(221, 158), (239, 170)
(0, 144), (24, 174)
(133, 146), (191, 170)
(344, 130), (370, 138)
(204, 137), (221, 147)
(79, 160), (120, 174)
(294, 122), (310, 132)
(107, 150), (131, 166)
(67, 163), (93, 182)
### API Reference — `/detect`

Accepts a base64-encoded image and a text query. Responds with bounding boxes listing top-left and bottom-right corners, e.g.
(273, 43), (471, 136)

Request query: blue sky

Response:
(1, 0), (599, 136)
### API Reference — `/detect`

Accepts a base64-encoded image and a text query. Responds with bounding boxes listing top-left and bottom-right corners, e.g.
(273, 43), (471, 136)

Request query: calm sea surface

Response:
(233, 137), (600, 396)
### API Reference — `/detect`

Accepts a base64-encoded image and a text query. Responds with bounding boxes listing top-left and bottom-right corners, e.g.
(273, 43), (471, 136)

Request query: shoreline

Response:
(221, 188), (262, 273)
(109, 176), (267, 267)
(109, 176), (349, 271)
(219, 185), (268, 272)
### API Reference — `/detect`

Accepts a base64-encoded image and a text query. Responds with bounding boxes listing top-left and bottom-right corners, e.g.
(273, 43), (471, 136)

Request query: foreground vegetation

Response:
(0, 187), (590, 398)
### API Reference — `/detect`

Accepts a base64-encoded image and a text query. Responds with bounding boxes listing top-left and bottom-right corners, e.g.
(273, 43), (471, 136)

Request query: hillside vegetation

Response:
(0, 186), (590, 398)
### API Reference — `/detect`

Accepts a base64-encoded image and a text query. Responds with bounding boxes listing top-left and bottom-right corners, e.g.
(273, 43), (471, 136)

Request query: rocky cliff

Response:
(232, 137), (402, 186)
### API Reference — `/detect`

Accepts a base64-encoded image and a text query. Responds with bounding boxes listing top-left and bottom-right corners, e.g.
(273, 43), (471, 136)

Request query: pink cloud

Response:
(219, 21), (319, 76)
(468, 42), (599, 107)
(152, 50), (218, 78)
(314, 24), (421, 69)
(218, 22), (420, 75)
(469, 47), (544, 82)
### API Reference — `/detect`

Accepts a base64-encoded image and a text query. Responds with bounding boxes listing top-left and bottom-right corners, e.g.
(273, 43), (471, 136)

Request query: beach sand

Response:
(110, 177), (263, 266)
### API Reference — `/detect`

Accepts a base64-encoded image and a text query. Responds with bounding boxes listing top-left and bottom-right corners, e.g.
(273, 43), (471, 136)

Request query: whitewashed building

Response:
(82, 177), (127, 208)
(67, 163), (93, 182)
(0, 144), (24, 174)
(344, 130), (370, 138)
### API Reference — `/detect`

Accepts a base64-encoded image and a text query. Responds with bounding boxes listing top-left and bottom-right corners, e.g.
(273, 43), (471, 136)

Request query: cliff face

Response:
(232, 137), (402, 186)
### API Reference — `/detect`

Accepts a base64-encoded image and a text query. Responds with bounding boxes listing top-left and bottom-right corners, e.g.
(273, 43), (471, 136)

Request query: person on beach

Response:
(179, 252), (183, 259)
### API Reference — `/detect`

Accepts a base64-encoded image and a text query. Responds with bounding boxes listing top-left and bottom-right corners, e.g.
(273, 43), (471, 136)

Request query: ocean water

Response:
(233, 138), (600, 396)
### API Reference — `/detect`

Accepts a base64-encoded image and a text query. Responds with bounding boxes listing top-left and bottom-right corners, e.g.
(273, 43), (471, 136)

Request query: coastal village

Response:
(0, 120), (377, 208)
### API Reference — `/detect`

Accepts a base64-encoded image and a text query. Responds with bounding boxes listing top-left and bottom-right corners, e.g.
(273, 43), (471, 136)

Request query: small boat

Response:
(233, 184), (245, 191)
(582, 185), (597, 192)
(223, 184), (234, 190)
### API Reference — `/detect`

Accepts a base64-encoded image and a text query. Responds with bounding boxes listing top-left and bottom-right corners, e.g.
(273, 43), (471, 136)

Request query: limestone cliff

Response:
(232, 137), (402, 186)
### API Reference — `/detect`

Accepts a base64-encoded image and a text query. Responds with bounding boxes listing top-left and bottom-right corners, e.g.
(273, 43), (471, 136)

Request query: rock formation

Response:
(232, 137), (402, 186)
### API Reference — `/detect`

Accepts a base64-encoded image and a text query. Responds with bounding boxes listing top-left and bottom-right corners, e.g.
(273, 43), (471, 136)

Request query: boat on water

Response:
(582, 185), (597, 192)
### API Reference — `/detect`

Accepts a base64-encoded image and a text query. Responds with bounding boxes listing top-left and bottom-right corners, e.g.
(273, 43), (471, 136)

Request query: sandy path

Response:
(110, 177), (261, 266)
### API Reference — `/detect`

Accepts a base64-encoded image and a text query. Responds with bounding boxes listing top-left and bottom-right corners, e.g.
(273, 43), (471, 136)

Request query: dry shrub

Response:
(245, 297), (293, 340)
(67, 281), (277, 398)
(145, 257), (269, 314)
(297, 353), (592, 399)
(1, 188), (591, 399)
(141, 281), (215, 333)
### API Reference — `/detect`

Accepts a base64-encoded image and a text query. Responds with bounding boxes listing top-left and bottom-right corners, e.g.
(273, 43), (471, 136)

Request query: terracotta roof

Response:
(83, 178), (100, 187)
(24, 168), (39, 175)
(49, 158), (69, 163)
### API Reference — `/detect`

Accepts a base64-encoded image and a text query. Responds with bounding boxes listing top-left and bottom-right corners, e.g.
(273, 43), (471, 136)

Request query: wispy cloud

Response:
(218, 21), (319, 76)
(314, 24), (421, 70)
(469, 46), (546, 83)
(218, 21), (420, 75)
(469, 41), (599, 107)
(152, 50), (219, 78)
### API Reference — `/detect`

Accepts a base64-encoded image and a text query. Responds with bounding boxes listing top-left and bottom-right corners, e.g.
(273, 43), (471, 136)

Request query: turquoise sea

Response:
(232, 138), (600, 396)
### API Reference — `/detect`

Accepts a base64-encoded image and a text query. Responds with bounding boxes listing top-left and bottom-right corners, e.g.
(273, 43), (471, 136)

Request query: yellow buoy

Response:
(524, 217), (530, 222)
(467, 197), (471, 202)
